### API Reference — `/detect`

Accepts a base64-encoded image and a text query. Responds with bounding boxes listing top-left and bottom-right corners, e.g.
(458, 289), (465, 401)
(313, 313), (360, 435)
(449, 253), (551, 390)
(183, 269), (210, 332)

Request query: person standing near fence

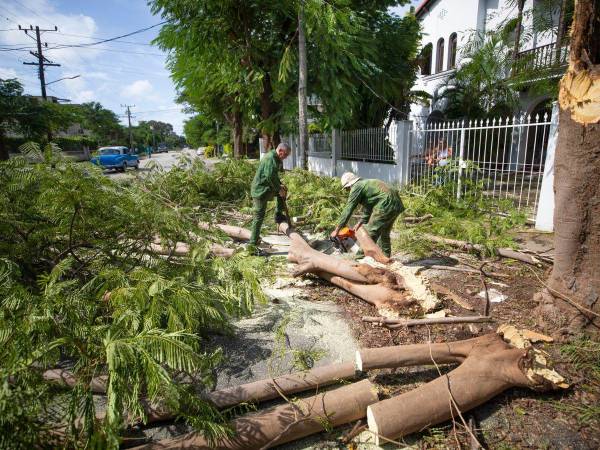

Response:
(248, 143), (292, 255)
(330, 172), (404, 257)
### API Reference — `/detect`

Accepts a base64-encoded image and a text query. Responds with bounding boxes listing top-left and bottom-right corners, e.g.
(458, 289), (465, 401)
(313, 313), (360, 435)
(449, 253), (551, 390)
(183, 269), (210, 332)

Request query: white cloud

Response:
(74, 90), (95, 103)
(0, 67), (19, 79)
(121, 79), (153, 98)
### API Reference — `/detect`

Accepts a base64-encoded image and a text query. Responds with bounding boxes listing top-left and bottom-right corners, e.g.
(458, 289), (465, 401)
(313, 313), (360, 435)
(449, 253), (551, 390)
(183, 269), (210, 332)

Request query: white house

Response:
(409, 0), (568, 127)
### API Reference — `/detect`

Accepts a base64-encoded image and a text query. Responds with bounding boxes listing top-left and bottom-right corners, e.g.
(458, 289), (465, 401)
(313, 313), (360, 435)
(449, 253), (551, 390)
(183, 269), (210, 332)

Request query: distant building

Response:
(410, 0), (569, 126)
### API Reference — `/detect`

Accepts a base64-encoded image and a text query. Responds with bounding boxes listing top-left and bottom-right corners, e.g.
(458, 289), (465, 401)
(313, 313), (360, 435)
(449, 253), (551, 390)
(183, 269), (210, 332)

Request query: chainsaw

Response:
(330, 227), (356, 252)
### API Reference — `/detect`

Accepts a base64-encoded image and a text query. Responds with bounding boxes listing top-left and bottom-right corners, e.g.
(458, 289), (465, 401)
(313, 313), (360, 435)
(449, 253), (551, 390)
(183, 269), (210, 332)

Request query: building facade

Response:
(410, 0), (568, 127)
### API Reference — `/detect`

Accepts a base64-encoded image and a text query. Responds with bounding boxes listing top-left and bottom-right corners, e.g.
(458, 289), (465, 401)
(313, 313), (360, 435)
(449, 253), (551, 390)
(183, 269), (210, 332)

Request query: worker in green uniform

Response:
(330, 172), (404, 257)
(248, 142), (292, 255)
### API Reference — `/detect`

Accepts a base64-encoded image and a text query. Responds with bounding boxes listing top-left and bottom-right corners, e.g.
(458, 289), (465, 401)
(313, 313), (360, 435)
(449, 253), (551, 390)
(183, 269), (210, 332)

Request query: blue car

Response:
(91, 146), (139, 172)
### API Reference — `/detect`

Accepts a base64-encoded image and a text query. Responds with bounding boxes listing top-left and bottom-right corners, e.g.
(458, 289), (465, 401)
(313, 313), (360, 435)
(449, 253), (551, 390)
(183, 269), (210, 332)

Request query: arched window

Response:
(419, 43), (433, 76)
(436, 38), (445, 73)
(447, 33), (457, 69)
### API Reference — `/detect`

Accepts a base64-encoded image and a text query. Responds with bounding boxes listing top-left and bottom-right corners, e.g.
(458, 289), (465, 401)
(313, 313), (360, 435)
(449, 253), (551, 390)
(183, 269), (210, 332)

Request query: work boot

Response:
(274, 212), (287, 224)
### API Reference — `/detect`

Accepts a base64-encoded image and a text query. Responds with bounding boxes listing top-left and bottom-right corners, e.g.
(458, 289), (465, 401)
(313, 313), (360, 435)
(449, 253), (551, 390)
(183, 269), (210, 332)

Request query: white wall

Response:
(308, 155), (333, 176)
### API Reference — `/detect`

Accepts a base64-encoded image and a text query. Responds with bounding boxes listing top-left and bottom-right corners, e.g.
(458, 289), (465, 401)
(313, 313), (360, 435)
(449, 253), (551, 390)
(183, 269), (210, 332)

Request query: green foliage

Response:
(204, 145), (216, 158)
(396, 162), (527, 257)
(0, 143), (268, 448)
(283, 169), (347, 231)
(223, 143), (233, 157)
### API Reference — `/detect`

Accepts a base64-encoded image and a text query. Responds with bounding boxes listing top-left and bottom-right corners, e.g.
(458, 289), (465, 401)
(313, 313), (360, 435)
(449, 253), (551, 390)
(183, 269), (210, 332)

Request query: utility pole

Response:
(20, 25), (59, 100)
(121, 104), (135, 150)
(298, 0), (309, 170)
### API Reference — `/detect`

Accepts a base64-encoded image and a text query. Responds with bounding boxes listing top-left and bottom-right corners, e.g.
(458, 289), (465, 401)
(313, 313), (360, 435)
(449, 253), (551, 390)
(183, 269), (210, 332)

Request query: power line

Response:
(54, 31), (155, 46)
(8, 0), (57, 29)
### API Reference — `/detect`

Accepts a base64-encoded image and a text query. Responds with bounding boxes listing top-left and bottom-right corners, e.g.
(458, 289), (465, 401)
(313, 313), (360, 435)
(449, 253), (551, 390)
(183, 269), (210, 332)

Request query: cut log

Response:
(278, 222), (398, 285)
(133, 379), (378, 450)
(362, 315), (492, 328)
(422, 234), (547, 266)
(354, 227), (391, 264)
(198, 222), (252, 242)
(319, 271), (416, 313)
(359, 333), (567, 445)
(43, 369), (107, 394)
(207, 362), (358, 409)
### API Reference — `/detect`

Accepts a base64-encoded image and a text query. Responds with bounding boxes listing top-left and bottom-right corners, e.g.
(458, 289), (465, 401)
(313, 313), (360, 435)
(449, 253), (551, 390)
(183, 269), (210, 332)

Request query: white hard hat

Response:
(341, 172), (361, 188)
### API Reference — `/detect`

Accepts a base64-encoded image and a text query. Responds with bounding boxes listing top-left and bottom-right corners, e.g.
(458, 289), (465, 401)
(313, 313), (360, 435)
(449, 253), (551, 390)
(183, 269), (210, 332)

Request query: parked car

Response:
(196, 147), (205, 156)
(156, 144), (168, 153)
(91, 146), (139, 171)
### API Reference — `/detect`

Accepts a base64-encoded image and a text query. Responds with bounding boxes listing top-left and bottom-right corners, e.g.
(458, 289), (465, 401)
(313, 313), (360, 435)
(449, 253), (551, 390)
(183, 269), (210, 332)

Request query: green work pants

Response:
(364, 195), (404, 257)
(249, 194), (285, 247)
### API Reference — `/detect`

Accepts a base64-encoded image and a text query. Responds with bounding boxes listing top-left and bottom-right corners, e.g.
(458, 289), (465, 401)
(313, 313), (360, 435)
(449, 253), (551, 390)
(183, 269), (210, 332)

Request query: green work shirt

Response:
(251, 149), (283, 199)
(337, 179), (400, 227)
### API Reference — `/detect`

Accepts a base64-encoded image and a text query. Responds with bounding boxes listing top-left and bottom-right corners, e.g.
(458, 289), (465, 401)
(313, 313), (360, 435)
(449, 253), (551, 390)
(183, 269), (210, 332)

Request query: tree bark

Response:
(0, 129), (8, 161)
(198, 222), (252, 242)
(511, 0), (526, 75)
(359, 333), (566, 445)
(232, 109), (244, 158)
(298, 0), (309, 170)
(260, 73), (281, 151)
(354, 227), (391, 264)
(133, 379), (378, 450)
(536, 0), (600, 333)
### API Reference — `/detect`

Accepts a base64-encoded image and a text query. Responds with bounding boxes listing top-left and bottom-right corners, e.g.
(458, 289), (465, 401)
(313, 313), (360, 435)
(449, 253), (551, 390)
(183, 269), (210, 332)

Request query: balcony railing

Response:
(512, 42), (569, 76)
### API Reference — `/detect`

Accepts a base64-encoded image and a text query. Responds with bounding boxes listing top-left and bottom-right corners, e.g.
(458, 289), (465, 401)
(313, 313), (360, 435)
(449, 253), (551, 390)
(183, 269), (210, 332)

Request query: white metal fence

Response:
(408, 112), (553, 219)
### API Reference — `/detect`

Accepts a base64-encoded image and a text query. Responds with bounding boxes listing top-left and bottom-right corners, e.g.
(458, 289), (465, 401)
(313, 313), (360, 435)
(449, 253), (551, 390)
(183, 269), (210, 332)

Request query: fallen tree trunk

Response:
(358, 333), (566, 445)
(362, 315), (492, 328)
(42, 369), (108, 394)
(198, 222), (252, 242)
(319, 271), (416, 313)
(354, 227), (391, 264)
(133, 379), (378, 450)
(47, 362), (359, 425)
(207, 362), (358, 409)
(403, 214), (434, 224)
(279, 222), (399, 285)
(422, 234), (546, 266)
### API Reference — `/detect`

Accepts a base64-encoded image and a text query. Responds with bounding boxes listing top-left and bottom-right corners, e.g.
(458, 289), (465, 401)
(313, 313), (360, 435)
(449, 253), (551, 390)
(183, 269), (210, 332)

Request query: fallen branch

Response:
(359, 332), (567, 445)
(354, 226), (391, 264)
(429, 282), (475, 311)
(403, 213), (434, 224)
(422, 234), (548, 266)
(133, 379), (378, 450)
(42, 369), (107, 394)
(417, 264), (509, 279)
(362, 315), (492, 328)
(198, 222), (251, 242)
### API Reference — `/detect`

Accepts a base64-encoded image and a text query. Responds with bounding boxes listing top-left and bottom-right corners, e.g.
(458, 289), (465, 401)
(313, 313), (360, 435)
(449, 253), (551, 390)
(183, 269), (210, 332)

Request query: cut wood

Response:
(359, 333), (567, 445)
(149, 241), (235, 258)
(198, 222), (252, 241)
(279, 221), (401, 286)
(362, 315), (492, 328)
(422, 234), (547, 266)
(207, 362), (358, 409)
(429, 282), (475, 311)
(403, 213), (434, 224)
(354, 226), (391, 264)
(43, 369), (107, 394)
(133, 379), (378, 450)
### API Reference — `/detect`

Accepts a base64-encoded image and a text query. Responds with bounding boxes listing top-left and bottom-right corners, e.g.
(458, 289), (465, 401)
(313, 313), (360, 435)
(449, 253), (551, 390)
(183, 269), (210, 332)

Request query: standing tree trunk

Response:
(232, 109), (244, 158)
(535, 0), (600, 334)
(260, 73), (281, 150)
(511, 0), (526, 75)
(298, 0), (309, 170)
(554, 0), (568, 65)
(0, 129), (8, 161)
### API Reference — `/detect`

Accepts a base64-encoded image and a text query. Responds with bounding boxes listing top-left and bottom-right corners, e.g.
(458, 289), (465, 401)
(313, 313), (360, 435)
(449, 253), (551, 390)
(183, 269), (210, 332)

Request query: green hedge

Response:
(5, 136), (98, 154)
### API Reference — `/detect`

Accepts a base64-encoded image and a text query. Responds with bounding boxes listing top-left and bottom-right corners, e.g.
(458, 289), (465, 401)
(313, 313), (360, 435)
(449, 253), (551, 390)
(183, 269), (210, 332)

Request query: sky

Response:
(0, 0), (422, 136)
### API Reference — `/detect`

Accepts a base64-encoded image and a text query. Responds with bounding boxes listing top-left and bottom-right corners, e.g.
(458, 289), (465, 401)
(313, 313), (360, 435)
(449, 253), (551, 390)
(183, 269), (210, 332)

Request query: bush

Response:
(204, 145), (216, 158)
(223, 143), (233, 157)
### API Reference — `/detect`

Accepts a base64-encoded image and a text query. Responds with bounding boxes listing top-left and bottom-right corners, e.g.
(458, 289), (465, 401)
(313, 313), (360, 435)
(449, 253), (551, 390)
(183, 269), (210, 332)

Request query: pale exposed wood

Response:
(355, 226), (391, 264)
(198, 222), (252, 241)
